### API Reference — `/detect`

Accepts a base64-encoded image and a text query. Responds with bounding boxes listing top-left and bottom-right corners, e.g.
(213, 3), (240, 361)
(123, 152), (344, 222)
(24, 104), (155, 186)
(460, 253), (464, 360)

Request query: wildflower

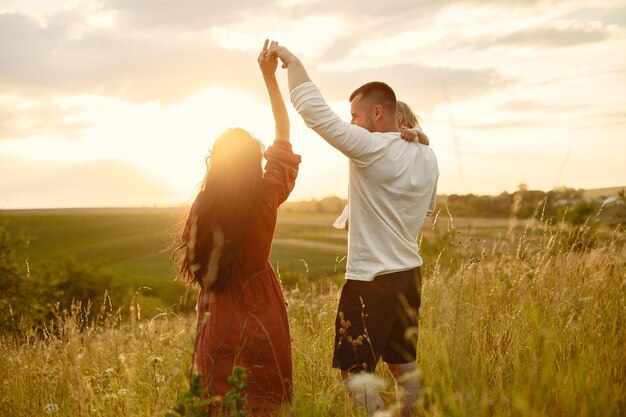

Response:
(345, 373), (386, 393)
(154, 373), (165, 384)
(44, 403), (60, 414)
(148, 355), (164, 365)
(350, 335), (364, 347)
(118, 354), (126, 364)
(117, 388), (129, 397)
(372, 411), (395, 417)
(104, 367), (115, 376)
(404, 326), (419, 340)
(171, 366), (181, 377)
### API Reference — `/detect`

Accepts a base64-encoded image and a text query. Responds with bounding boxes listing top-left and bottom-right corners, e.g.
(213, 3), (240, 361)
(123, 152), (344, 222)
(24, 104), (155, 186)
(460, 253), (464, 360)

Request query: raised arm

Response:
(267, 42), (383, 165)
(259, 40), (290, 142)
(267, 43), (311, 92)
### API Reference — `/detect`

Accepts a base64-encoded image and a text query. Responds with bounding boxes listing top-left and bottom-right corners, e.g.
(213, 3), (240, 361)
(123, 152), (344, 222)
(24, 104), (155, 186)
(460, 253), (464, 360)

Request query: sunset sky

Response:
(1, 0), (625, 208)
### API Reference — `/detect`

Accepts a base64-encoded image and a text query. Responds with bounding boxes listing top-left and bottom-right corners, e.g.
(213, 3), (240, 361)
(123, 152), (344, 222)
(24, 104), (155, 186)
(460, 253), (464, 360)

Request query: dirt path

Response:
(277, 215), (336, 226)
(272, 238), (346, 253)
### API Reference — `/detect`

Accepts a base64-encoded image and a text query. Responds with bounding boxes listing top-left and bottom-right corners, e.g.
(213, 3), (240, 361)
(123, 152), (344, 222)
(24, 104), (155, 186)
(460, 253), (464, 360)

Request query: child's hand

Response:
(401, 127), (429, 145)
(400, 127), (418, 142)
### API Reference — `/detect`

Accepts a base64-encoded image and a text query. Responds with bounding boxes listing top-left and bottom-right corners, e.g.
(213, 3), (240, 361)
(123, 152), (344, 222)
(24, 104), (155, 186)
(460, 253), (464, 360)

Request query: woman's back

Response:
(179, 39), (300, 416)
(194, 139), (300, 416)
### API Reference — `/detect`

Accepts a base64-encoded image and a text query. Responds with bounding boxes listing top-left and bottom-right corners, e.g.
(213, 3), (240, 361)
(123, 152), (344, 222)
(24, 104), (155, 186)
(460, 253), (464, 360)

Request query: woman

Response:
(176, 40), (300, 415)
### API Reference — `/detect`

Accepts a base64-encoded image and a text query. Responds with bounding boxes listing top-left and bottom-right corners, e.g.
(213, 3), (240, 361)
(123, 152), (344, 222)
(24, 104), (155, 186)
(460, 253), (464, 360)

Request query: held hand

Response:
(415, 127), (429, 145)
(400, 127), (418, 142)
(401, 127), (430, 145)
(267, 43), (298, 68)
(258, 39), (278, 77)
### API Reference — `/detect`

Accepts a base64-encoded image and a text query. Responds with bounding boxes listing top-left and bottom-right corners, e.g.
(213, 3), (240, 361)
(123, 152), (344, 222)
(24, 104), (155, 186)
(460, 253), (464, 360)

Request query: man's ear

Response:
(373, 104), (383, 120)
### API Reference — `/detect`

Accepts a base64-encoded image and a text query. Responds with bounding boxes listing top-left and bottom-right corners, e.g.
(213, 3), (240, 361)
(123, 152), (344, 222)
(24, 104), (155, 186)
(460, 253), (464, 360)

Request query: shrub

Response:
(0, 225), (127, 335)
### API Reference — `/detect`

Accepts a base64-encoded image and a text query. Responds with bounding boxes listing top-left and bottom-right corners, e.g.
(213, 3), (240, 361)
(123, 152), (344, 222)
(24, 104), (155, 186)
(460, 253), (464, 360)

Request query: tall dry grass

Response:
(0, 300), (195, 417)
(1, 220), (624, 416)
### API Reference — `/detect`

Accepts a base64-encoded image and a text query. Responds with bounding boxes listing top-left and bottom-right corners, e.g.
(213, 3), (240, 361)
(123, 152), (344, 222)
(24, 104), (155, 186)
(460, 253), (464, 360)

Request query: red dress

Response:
(192, 140), (301, 415)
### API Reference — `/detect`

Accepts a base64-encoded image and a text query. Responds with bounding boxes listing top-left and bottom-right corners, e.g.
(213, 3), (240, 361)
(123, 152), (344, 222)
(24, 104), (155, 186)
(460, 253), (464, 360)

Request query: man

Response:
(268, 41), (438, 416)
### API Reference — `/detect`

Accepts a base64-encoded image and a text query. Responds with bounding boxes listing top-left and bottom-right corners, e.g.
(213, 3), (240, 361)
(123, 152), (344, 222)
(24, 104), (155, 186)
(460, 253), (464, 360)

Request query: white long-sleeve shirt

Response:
(291, 82), (439, 281)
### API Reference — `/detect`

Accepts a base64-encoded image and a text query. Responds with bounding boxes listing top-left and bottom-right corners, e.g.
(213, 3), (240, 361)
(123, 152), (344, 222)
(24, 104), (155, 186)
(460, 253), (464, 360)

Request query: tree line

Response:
(281, 186), (625, 226)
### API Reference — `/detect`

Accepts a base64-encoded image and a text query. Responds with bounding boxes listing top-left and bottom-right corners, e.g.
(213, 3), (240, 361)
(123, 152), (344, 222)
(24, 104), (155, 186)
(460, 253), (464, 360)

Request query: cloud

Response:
(448, 21), (618, 50)
(561, 4), (626, 27)
(573, 110), (626, 130)
(0, 11), (262, 103)
(313, 63), (509, 112)
(493, 23), (615, 48)
(496, 100), (585, 113)
(459, 119), (542, 130)
(285, 0), (561, 22)
(0, 0), (619, 112)
(0, 8), (508, 113)
(0, 99), (92, 140)
(285, 0), (583, 59)
(594, 110), (626, 120)
(0, 156), (184, 208)
(98, 0), (578, 33)
(99, 0), (269, 30)
(285, 1), (450, 62)
(455, 107), (626, 132)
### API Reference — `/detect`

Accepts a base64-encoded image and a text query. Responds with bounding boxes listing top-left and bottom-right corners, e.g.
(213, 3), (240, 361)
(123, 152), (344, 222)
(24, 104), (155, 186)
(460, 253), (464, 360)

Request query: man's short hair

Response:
(349, 81), (397, 113)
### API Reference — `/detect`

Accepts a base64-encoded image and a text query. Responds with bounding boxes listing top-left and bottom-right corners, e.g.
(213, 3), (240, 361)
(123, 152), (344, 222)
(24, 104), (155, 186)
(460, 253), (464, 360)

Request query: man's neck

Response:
(374, 121), (400, 133)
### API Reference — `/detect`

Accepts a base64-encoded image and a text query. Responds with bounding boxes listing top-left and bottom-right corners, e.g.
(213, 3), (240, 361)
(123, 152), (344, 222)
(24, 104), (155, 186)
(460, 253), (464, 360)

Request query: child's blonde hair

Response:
(397, 101), (420, 128)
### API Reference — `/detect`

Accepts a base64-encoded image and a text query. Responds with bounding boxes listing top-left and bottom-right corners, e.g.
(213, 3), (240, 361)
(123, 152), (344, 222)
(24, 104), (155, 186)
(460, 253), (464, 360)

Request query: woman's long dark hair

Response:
(175, 128), (264, 291)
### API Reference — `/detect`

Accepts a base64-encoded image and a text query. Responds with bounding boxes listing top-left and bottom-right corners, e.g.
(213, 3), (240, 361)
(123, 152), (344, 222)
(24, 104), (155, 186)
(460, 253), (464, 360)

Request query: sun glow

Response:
(0, 85), (351, 206)
(87, 11), (115, 28)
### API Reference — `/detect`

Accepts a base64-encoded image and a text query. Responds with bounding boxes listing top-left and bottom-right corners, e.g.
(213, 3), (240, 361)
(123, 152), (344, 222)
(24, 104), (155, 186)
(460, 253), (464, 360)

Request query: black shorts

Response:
(332, 268), (422, 373)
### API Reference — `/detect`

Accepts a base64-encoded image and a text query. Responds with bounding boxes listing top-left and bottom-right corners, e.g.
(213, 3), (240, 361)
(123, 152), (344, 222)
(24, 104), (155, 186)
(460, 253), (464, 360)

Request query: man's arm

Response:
(269, 43), (384, 165)
(268, 43), (311, 92)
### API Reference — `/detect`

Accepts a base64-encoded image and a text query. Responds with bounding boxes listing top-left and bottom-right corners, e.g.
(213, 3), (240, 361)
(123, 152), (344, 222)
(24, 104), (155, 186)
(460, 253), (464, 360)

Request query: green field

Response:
(0, 208), (348, 315)
(0, 208), (590, 313)
(0, 208), (538, 294)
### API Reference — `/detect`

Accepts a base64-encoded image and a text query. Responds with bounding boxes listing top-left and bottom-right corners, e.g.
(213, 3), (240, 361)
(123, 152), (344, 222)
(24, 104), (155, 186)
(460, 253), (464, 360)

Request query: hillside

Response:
(582, 186), (625, 200)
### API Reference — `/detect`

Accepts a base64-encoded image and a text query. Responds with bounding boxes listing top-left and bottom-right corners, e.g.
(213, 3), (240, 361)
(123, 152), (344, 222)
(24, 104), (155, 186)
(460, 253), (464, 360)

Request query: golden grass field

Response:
(0, 211), (624, 416)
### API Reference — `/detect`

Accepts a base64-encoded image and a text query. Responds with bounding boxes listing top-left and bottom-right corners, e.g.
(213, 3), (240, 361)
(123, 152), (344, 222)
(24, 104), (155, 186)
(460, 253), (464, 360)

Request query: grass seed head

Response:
(345, 373), (386, 393)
